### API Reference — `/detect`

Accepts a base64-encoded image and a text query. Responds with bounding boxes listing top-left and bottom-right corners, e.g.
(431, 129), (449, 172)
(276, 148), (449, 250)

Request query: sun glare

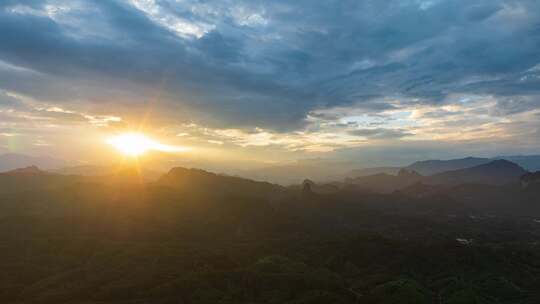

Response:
(106, 133), (190, 156)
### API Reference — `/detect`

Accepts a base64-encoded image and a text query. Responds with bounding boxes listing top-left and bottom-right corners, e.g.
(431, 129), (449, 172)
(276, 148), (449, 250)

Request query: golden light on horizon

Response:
(106, 132), (191, 156)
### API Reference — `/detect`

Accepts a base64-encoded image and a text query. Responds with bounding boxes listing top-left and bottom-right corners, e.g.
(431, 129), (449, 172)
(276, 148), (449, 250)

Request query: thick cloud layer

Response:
(1, 0), (539, 161)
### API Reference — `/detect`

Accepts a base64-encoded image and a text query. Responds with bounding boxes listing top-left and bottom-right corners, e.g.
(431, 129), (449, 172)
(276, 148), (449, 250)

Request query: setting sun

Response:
(106, 133), (191, 156)
(106, 133), (155, 156)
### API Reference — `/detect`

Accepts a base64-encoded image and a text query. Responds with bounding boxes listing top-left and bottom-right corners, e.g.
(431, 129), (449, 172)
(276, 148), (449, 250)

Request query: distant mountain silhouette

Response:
(0, 166), (73, 194)
(343, 155), (540, 181)
(345, 168), (424, 193)
(427, 160), (528, 186)
(0, 164), (152, 195)
(239, 160), (353, 185)
(343, 157), (490, 180)
(495, 155), (540, 171)
(53, 165), (116, 176)
(344, 166), (401, 178)
(342, 160), (529, 192)
(0, 153), (66, 172)
(4, 165), (50, 176)
(53, 164), (162, 181)
(406, 157), (491, 176)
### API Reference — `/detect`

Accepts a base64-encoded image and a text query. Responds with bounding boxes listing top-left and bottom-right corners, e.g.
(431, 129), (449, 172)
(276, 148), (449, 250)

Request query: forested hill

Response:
(0, 166), (539, 303)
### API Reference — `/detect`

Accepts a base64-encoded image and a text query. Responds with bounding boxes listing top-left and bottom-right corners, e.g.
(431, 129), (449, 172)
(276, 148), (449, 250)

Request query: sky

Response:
(1, 0), (540, 168)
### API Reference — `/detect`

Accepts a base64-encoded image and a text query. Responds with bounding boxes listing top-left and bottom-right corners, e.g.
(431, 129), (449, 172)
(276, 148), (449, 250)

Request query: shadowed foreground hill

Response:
(158, 167), (285, 198)
(522, 171), (540, 187)
(0, 166), (540, 303)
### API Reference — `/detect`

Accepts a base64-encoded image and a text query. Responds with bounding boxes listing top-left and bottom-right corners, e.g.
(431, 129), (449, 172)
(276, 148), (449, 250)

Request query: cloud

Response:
(0, 0), (540, 160)
(170, 123), (365, 153)
(129, 0), (215, 39)
(348, 128), (413, 139)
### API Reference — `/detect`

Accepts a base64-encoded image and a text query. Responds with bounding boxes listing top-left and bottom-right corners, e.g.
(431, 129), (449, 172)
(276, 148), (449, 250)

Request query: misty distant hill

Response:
(344, 166), (401, 178)
(405, 157), (492, 176)
(3, 165), (49, 176)
(0, 153), (66, 172)
(406, 155), (540, 175)
(495, 155), (540, 171)
(53, 165), (116, 176)
(344, 157), (494, 179)
(342, 160), (528, 193)
(427, 160), (528, 186)
(0, 165), (154, 196)
(345, 155), (540, 180)
(239, 160), (354, 184)
(0, 166), (74, 194)
(53, 164), (162, 181)
(344, 169), (424, 193)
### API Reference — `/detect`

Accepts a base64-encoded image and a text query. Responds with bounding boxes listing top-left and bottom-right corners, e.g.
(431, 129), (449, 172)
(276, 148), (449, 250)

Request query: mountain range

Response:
(0, 153), (67, 172)
(345, 155), (540, 179)
(1, 152), (540, 186)
(52, 164), (163, 181)
(2, 159), (537, 214)
(344, 159), (529, 193)
(1, 161), (540, 303)
(427, 159), (528, 186)
(406, 157), (492, 176)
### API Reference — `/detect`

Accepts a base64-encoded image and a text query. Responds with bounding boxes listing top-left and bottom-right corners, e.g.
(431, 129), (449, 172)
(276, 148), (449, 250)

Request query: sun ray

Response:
(106, 132), (191, 157)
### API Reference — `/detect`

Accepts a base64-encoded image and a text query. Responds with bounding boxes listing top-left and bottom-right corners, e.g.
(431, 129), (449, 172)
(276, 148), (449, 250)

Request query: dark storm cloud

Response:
(1, 0), (540, 131)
